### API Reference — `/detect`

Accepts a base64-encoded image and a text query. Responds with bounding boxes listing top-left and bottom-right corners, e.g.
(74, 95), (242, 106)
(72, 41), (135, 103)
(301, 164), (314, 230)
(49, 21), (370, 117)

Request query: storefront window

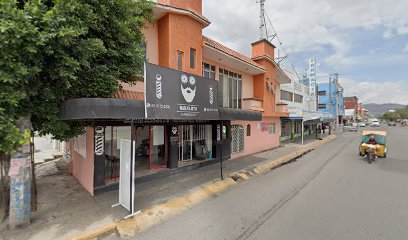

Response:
(151, 126), (166, 169)
(178, 125), (213, 162)
(104, 126), (131, 184)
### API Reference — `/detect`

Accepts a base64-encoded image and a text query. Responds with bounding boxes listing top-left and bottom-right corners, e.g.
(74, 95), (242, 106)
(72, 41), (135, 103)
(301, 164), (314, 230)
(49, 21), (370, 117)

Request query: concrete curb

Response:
(116, 177), (237, 237)
(62, 223), (117, 240)
(245, 135), (337, 176)
(65, 135), (337, 240)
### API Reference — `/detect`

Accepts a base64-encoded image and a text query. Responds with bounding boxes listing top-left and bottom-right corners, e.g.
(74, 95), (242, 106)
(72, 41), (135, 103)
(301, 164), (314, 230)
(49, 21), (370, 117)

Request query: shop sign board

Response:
(145, 63), (219, 120)
(288, 107), (303, 118)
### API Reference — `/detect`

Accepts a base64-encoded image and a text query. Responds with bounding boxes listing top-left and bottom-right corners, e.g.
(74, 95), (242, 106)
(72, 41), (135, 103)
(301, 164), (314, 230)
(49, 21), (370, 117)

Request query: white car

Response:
(358, 122), (366, 127)
(371, 120), (380, 127)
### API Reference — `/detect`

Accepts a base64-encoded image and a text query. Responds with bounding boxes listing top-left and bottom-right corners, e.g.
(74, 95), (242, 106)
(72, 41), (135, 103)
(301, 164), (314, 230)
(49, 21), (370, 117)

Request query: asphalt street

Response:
(132, 125), (408, 240)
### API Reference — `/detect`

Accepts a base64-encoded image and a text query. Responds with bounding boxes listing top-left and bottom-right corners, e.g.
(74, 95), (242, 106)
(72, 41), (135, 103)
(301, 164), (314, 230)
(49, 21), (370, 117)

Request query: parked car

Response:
(371, 120), (380, 127)
(388, 121), (396, 126)
(358, 122), (366, 127)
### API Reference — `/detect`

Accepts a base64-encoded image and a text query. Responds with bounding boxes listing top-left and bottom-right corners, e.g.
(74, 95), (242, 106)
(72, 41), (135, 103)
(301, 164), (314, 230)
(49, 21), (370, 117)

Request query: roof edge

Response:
(251, 38), (276, 49)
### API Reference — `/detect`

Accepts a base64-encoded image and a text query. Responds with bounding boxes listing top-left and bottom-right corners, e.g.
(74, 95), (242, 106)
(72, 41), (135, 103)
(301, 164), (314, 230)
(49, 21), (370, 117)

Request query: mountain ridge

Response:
(363, 103), (406, 117)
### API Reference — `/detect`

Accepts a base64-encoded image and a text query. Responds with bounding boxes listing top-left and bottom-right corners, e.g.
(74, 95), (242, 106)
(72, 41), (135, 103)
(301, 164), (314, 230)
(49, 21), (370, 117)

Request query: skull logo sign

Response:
(180, 74), (196, 103)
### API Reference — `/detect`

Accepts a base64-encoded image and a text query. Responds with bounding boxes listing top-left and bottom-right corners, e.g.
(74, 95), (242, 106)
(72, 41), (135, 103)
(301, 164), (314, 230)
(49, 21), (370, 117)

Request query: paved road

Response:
(133, 126), (408, 240)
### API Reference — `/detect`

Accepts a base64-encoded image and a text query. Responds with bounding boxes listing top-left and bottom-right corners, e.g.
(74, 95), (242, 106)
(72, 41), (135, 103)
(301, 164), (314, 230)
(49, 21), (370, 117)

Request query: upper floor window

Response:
(219, 68), (242, 109)
(202, 62), (216, 79)
(318, 90), (326, 96)
(294, 94), (303, 103)
(281, 90), (293, 101)
(190, 48), (196, 69)
(318, 104), (326, 109)
(177, 51), (183, 71)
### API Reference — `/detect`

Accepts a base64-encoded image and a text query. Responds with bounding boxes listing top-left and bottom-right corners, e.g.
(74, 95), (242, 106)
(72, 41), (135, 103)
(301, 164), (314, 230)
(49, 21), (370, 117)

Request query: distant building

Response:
(317, 80), (344, 124)
(344, 96), (358, 123)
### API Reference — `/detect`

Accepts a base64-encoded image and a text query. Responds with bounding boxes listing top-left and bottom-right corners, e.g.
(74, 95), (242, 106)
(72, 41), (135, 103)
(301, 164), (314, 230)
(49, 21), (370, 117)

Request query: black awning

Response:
(59, 98), (145, 121)
(219, 108), (262, 121)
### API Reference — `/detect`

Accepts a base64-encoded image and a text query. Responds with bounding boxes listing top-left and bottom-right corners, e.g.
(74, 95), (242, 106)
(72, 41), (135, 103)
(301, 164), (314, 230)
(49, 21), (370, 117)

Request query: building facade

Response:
(279, 70), (309, 141)
(59, 0), (290, 196)
(317, 81), (344, 124)
(344, 96), (359, 124)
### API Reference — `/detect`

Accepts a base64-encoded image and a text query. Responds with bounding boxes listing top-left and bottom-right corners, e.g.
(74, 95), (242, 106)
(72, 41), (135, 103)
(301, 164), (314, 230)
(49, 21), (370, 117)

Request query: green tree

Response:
(1, 0), (152, 150)
(382, 111), (401, 121)
(1, 0), (152, 226)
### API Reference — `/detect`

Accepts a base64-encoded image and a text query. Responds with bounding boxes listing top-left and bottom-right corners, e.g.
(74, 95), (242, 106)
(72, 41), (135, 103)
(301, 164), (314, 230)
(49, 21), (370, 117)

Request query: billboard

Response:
(144, 62), (219, 120)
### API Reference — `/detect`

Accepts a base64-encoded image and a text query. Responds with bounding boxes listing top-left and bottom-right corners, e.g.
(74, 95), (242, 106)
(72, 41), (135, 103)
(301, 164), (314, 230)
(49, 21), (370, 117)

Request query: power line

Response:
(263, 9), (302, 82)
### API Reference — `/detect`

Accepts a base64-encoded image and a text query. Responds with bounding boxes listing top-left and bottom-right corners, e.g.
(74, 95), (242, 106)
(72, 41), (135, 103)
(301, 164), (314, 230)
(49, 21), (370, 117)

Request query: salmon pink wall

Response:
(71, 127), (94, 195)
(142, 22), (159, 65)
(158, 0), (202, 14)
(121, 82), (144, 92)
(251, 40), (275, 59)
(231, 118), (281, 159)
(159, 13), (203, 76)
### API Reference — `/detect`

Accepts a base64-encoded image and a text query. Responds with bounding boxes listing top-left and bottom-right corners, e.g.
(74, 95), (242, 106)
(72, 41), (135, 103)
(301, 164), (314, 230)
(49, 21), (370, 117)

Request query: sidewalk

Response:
(1, 135), (330, 240)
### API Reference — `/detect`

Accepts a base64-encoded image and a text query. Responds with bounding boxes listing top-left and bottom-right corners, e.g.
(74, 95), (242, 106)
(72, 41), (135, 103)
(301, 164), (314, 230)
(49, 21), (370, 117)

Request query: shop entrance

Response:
(178, 125), (213, 166)
(134, 125), (168, 177)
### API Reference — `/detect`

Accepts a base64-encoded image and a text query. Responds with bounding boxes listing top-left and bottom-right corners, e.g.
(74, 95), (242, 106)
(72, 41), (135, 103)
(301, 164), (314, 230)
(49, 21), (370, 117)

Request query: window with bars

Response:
(268, 123), (276, 134)
(231, 125), (244, 153)
(219, 68), (242, 109)
(294, 94), (303, 103)
(190, 48), (196, 69)
(281, 90), (293, 101)
(177, 51), (183, 71)
(202, 62), (216, 79)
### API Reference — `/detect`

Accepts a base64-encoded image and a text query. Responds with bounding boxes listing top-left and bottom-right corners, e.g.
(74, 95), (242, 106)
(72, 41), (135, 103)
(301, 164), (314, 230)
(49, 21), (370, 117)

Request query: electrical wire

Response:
(264, 10), (303, 82)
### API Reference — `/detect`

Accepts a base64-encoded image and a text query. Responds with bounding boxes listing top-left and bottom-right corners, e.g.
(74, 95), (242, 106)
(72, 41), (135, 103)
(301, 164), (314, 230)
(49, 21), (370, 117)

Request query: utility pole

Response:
(329, 76), (332, 114)
(335, 73), (339, 129)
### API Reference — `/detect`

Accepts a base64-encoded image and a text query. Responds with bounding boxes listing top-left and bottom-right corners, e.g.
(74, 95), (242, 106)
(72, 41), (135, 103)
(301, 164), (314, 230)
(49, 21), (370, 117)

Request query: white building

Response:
(279, 66), (334, 142)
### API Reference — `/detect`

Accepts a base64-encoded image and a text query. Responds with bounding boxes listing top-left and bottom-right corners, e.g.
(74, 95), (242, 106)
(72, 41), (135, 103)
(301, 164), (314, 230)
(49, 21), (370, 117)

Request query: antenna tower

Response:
(258, 0), (267, 40)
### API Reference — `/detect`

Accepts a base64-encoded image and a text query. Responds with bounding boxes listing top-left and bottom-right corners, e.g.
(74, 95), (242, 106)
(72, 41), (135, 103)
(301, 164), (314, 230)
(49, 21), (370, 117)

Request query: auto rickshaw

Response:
(359, 131), (387, 163)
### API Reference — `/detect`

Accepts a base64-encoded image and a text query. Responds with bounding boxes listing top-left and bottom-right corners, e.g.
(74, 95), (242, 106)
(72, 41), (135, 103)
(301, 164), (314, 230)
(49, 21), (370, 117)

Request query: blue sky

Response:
(203, 0), (408, 104)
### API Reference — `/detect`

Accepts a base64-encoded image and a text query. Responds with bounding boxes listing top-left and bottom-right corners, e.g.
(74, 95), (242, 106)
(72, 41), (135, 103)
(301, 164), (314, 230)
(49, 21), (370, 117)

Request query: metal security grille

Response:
(179, 125), (209, 161)
(231, 125), (244, 154)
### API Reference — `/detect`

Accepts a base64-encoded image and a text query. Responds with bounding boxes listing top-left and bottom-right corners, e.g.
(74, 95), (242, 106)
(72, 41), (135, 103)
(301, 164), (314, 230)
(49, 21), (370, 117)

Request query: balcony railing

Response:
(243, 98), (264, 112)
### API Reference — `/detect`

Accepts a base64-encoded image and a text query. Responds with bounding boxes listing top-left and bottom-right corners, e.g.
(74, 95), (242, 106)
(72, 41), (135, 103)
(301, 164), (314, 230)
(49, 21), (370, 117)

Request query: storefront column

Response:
(94, 126), (106, 188)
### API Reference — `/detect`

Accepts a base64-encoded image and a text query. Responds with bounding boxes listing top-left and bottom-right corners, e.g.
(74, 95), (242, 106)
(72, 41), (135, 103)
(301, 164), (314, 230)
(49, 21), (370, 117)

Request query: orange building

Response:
(60, 0), (290, 197)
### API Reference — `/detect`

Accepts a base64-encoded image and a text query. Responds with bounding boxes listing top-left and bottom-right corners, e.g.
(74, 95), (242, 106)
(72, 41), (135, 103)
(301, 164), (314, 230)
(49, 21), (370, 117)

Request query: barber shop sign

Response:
(144, 62), (219, 120)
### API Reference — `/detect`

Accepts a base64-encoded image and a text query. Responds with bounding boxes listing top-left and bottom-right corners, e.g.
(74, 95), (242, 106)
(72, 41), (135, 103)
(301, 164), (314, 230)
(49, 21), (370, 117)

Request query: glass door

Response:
(150, 126), (167, 169)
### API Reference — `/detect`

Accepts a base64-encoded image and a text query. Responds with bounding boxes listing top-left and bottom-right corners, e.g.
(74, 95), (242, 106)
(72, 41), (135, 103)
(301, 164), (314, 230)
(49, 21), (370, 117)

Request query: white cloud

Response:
(203, 0), (408, 104)
(342, 78), (408, 104)
(397, 26), (408, 35)
(383, 29), (394, 39)
(203, 0), (408, 68)
(403, 43), (408, 53)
